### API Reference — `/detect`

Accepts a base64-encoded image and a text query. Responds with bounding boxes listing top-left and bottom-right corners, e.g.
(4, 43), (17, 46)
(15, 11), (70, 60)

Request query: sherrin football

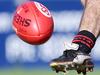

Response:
(12, 1), (54, 45)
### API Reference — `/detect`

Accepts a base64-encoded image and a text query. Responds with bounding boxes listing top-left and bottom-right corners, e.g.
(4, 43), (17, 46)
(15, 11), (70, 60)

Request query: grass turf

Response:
(0, 67), (99, 75)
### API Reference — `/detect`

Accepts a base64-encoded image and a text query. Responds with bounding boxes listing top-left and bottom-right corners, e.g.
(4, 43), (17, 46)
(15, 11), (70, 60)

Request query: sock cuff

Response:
(72, 30), (96, 49)
(77, 30), (96, 42)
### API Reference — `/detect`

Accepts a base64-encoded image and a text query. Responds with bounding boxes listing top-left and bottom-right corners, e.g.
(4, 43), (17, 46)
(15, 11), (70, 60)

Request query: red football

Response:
(13, 1), (54, 45)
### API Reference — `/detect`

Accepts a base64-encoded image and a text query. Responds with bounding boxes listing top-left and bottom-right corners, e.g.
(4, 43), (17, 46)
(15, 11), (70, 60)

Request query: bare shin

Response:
(80, 0), (100, 37)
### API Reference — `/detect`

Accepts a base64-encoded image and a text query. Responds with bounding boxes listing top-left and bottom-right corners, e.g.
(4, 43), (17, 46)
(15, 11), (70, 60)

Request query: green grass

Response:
(0, 67), (99, 75)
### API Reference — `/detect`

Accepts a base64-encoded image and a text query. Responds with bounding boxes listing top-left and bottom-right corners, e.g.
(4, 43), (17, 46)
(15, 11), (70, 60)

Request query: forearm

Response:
(80, 0), (100, 37)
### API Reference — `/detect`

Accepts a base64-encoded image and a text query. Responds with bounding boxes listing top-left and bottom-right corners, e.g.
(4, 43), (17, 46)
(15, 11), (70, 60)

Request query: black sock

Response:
(72, 30), (96, 54)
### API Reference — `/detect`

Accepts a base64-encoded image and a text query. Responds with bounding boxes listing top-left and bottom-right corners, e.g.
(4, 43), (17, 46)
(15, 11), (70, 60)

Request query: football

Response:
(12, 1), (54, 45)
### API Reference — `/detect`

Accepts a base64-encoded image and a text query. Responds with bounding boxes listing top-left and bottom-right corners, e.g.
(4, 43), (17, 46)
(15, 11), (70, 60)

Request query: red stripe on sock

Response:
(72, 40), (91, 48)
(74, 35), (94, 44)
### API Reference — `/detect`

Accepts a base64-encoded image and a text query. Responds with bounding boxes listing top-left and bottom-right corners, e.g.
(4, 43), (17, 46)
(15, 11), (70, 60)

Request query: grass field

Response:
(0, 67), (99, 75)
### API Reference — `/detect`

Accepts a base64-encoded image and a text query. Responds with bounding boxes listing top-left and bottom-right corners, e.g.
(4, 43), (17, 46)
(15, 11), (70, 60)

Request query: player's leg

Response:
(71, 1), (100, 73)
(73, 0), (100, 63)
(51, 0), (100, 64)
(80, 0), (100, 37)
(81, 0), (100, 36)
(50, 0), (100, 75)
